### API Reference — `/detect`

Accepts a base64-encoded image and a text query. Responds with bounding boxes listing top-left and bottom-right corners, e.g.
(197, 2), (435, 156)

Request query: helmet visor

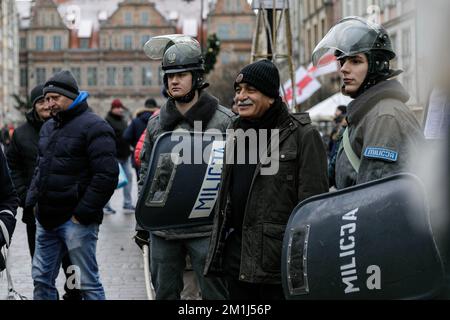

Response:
(312, 17), (382, 67)
(143, 34), (197, 60)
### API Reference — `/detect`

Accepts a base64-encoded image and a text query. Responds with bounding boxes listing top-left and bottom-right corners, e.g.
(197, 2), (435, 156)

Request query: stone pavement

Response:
(0, 175), (148, 300)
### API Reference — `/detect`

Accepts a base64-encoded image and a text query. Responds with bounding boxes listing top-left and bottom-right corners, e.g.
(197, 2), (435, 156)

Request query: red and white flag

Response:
(283, 53), (339, 107)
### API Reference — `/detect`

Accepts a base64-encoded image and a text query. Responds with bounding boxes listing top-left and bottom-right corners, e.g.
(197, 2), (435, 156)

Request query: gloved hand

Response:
(133, 230), (149, 250)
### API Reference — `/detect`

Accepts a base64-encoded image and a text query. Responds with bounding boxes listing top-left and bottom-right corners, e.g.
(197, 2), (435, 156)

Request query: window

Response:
(87, 67), (97, 86)
(124, 35), (133, 50)
(158, 66), (163, 86)
(141, 35), (151, 48)
(237, 24), (251, 39)
(36, 36), (44, 51)
(20, 68), (28, 87)
(80, 38), (89, 49)
(71, 67), (81, 86)
(53, 36), (61, 51)
(52, 67), (62, 75)
(123, 67), (133, 86)
(124, 12), (132, 26)
(142, 66), (152, 86)
(221, 52), (230, 65)
(402, 28), (411, 71)
(141, 12), (149, 25)
(36, 68), (46, 85)
(217, 24), (230, 40)
(20, 37), (26, 50)
(107, 67), (117, 86)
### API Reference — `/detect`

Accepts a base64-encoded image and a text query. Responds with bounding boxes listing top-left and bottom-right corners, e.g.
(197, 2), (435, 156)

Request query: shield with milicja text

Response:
(136, 131), (225, 231)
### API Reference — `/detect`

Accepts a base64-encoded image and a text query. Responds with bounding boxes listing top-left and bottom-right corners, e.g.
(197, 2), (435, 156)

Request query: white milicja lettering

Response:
(339, 208), (360, 294)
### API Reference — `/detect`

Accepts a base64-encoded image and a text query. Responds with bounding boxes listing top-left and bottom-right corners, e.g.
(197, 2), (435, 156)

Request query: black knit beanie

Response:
(43, 70), (79, 100)
(234, 59), (280, 98)
(30, 84), (45, 107)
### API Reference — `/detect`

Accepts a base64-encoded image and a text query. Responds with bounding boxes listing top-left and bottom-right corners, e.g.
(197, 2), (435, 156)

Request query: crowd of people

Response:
(0, 16), (448, 300)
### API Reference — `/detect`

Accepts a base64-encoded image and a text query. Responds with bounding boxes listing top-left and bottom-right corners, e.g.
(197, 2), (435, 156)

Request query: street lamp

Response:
(182, 0), (204, 51)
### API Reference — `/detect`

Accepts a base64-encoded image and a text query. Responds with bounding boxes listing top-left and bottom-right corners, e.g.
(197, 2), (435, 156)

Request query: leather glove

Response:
(133, 230), (149, 250)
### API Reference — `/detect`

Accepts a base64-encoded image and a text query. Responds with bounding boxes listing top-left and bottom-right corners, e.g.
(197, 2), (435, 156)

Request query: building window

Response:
(36, 36), (44, 51)
(141, 35), (151, 48)
(237, 24), (251, 39)
(217, 24), (230, 40)
(142, 66), (152, 86)
(124, 35), (133, 50)
(53, 36), (62, 51)
(221, 52), (230, 65)
(80, 38), (89, 49)
(52, 67), (62, 75)
(236, 0), (242, 12)
(123, 67), (133, 86)
(124, 12), (132, 26)
(20, 37), (26, 50)
(402, 28), (411, 71)
(20, 68), (28, 87)
(141, 12), (149, 25)
(36, 68), (46, 85)
(71, 67), (81, 86)
(88, 67), (97, 86)
(107, 67), (117, 86)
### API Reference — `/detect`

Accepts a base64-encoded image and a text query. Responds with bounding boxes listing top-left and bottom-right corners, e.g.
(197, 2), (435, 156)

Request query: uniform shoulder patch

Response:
(363, 147), (398, 162)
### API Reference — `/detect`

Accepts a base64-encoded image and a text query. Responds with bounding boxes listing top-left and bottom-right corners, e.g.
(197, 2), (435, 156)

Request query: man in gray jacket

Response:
(135, 37), (233, 300)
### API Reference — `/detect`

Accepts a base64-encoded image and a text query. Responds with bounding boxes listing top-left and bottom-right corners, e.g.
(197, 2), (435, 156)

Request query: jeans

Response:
(150, 233), (228, 300)
(119, 157), (133, 207)
(32, 219), (105, 300)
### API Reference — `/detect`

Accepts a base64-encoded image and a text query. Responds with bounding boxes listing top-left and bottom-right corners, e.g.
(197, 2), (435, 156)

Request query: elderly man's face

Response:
(234, 83), (274, 119)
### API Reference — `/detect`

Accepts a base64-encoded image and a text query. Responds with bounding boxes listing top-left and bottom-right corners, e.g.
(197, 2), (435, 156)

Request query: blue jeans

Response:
(120, 157), (133, 207)
(150, 234), (228, 300)
(32, 219), (105, 300)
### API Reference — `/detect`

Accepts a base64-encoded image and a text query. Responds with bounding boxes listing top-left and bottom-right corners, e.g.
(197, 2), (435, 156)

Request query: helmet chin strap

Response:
(171, 88), (197, 104)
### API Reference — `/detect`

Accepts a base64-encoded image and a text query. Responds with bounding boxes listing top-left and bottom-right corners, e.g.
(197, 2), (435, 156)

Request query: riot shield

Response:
(282, 174), (445, 300)
(136, 131), (225, 231)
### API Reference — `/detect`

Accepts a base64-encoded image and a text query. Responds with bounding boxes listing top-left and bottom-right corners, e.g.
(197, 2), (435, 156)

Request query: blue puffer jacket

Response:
(27, 92), (119, 230)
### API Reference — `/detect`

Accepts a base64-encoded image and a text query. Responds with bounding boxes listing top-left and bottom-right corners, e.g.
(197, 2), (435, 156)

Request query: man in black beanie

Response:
(204, 59), (329, 299)
(26, 70), (118, 300)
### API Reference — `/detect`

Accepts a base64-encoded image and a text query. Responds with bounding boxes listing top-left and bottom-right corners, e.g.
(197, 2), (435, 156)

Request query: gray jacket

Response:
(137, 92), (235, 239)
(336, 79), (425, 189)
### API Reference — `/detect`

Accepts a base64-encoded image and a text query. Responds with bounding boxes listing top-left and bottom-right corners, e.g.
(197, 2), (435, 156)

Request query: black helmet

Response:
(312, 16), (395, 66)
(162, 42), (205, 74)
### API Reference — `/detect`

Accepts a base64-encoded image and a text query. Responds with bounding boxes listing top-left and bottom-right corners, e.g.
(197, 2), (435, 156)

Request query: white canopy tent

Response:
(307, 93), (353, 122)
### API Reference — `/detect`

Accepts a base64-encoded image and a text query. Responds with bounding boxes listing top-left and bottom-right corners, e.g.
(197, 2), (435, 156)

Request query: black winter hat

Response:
(43, 70), (79, 100)
(30, 84), (45, 108)
(234, 59), (280, 98)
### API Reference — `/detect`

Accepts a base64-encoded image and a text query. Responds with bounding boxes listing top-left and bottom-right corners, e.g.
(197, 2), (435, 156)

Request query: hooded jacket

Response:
(26, 93), (118, 229)
(335, 79), (425, 189)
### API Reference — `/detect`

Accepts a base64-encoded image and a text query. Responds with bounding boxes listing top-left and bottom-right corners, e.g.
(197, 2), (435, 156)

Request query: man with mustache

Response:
(204, 59), (329, 299)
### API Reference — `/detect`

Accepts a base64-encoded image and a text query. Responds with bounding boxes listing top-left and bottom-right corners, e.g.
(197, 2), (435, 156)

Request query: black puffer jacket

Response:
(105, 112), (131, 161)
(123, 109), (153, 148)
(27, 100), (118, 230)
(6, 110), (44, 223)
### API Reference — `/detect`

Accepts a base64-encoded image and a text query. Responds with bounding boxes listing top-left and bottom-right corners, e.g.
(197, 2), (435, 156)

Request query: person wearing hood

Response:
(123, 98), (159, 177)
(6, 84), (82, 300)
(26, 70), (118, 300)
(312, 17), (425, 189)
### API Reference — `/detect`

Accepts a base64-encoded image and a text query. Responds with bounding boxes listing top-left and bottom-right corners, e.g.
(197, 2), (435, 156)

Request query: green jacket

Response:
(335, 79), (425, 189)
(204, 102), (329, 284)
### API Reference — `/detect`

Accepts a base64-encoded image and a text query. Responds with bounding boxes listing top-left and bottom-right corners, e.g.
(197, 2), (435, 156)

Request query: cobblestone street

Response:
(0, 177), (147, 300)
